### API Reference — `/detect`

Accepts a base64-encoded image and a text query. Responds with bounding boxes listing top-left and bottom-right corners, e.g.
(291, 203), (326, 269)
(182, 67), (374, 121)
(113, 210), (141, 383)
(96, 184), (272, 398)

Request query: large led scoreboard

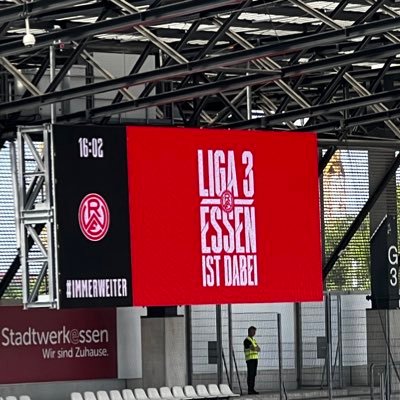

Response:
(53, 125), (323, 308)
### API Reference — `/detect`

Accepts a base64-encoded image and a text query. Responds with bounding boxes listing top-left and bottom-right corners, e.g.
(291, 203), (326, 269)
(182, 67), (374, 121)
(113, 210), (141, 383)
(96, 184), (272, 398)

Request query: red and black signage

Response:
(0, 306), (117, 384)
(53, 125), (322, 307)
(53, 125), (132, 308)
(370, 215), (399, 309)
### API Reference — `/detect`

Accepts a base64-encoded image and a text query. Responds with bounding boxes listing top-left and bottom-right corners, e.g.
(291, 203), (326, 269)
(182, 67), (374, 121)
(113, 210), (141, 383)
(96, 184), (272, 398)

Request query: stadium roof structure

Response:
(2, 0), (400, 301)
(0, 0), (399, 148)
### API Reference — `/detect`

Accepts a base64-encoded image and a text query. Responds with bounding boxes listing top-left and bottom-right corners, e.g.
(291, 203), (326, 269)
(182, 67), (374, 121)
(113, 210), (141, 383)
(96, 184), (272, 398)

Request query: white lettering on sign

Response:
(65, 278), (128, 299)
(198, 150), (258, 288)
(0, 326), (109, 347)
(388, 245), (399, 287)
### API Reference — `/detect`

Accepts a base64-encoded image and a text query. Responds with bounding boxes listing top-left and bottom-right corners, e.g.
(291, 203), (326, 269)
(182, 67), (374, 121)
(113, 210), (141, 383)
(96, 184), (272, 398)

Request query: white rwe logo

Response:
(197, 150), (258, 288)
(78, 193), (110, 241)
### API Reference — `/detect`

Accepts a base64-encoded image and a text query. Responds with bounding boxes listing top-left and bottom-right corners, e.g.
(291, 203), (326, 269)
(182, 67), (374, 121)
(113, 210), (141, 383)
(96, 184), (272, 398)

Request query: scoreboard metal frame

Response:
(13, 124), (59, 309)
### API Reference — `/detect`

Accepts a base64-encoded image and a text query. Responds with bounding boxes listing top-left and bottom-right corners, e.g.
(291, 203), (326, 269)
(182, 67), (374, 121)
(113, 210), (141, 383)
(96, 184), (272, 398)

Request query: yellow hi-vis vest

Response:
(244, 336), (259, 361)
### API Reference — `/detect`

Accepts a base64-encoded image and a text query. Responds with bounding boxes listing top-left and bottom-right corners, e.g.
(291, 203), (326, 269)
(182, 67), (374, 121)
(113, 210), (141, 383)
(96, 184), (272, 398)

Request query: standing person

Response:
(244, 326), (260, 395)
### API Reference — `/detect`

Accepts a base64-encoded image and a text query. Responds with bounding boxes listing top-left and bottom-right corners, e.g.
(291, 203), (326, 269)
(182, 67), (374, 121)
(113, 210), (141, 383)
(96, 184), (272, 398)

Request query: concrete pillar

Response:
(141, 316), (187, 388)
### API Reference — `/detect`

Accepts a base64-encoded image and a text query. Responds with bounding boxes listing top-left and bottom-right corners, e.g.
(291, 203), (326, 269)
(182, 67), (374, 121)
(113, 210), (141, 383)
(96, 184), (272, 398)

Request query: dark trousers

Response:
(246, 359), (258, 392)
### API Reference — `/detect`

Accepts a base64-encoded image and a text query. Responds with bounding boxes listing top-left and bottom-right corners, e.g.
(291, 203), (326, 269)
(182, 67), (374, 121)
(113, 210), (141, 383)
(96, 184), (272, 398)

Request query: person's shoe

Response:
(248, 391), (259, 395)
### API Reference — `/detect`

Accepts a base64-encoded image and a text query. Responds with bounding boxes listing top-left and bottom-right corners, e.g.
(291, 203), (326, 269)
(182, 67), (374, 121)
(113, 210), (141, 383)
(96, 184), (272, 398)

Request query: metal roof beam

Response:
(55, 71), (400, 122)
(289, 0), (400, 137)
(231, 87), (400, 127)
(0, 0), (246, 58)
(45, 6), (110, 93)
(0, 0), (87, 25)
(3, 16), (400, 116)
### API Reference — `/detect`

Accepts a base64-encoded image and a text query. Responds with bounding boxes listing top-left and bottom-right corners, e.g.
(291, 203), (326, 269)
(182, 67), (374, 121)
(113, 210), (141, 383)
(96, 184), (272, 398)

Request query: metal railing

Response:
(188, 293), (388, 397)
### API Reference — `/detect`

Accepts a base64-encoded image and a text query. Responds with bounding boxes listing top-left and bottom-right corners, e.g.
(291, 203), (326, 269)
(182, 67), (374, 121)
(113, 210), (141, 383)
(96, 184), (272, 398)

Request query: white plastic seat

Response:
(71, 393), (84, 400)
(20, 396), (32, 400)
(172, 386), (192, 400)
(133, 389), (148, 400)
(196, 386), (216, 399)
(207, 385), (227, 398)
(110, 391), (124, 400)
(122, 389), (136, 400)
(98, 391), (111, 400)
(6, 396), (17, 400)
(159, 387), (177, 400)
(84, 392), (97, 400)
(147, 389), (161, 400)
(218, 385), (240, 398)
(184, 386), (201, 399)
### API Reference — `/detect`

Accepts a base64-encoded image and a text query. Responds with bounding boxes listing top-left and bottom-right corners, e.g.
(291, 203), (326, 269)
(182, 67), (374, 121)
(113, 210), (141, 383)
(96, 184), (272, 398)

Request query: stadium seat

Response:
(6, 396), (17, 400)
(110, 391), (124, 400)
(207, 385), (227, 398)
(196, 385), (216, 398)
(218, 385), (240, 397)
(134, 389), (148, 400)
(122, 390), (136, 400)
(172, 386), (192, 399)
(71, 393), (84, 400)
(147, 389), (161, 400)
(97, 391), (111, 400)
(184, 386), (201, 399)
(159, 387), (176, 400)
(84, 392), (97, 400)
(19, 396), (31, 400)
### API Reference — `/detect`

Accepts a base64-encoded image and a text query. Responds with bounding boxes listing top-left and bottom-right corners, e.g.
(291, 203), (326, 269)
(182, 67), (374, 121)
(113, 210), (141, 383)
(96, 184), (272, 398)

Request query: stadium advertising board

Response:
(0, 307), (117, 383)
(53, 125), (322, 307)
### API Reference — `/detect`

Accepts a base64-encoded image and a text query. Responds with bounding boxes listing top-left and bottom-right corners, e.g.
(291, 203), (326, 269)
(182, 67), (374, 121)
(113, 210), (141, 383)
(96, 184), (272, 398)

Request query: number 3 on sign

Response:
(78, 137), (104, 158)
(388, 245), (398, 287)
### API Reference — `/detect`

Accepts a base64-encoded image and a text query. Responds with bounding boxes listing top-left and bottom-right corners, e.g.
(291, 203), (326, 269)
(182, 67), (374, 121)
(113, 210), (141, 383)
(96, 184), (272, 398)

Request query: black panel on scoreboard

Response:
(53, 125), (132, 308)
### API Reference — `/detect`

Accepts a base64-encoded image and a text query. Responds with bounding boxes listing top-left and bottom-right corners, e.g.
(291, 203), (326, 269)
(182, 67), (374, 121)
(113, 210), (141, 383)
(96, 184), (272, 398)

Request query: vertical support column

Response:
(385, 309), (391, 399)
(49, 45), (56, 124)
(216, 305), (223, 384)
(246, 62), (252, 120)
(294, 302), (303, 388)
(86, 62), (94, 111)
(277, 313), (283, 400)
(325, 293), (334, 400)
(14, 125), (58, 309)
(228, 304), (234, 386)
(185, 305), (193, 385)
(337, 295), (343, 388)
(141, 307), (187, 388)
(16, 128), (28, 304)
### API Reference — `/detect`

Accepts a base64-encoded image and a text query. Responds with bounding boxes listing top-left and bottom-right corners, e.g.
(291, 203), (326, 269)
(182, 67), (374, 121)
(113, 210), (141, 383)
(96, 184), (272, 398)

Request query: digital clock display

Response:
(78, 137), (104, 158)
